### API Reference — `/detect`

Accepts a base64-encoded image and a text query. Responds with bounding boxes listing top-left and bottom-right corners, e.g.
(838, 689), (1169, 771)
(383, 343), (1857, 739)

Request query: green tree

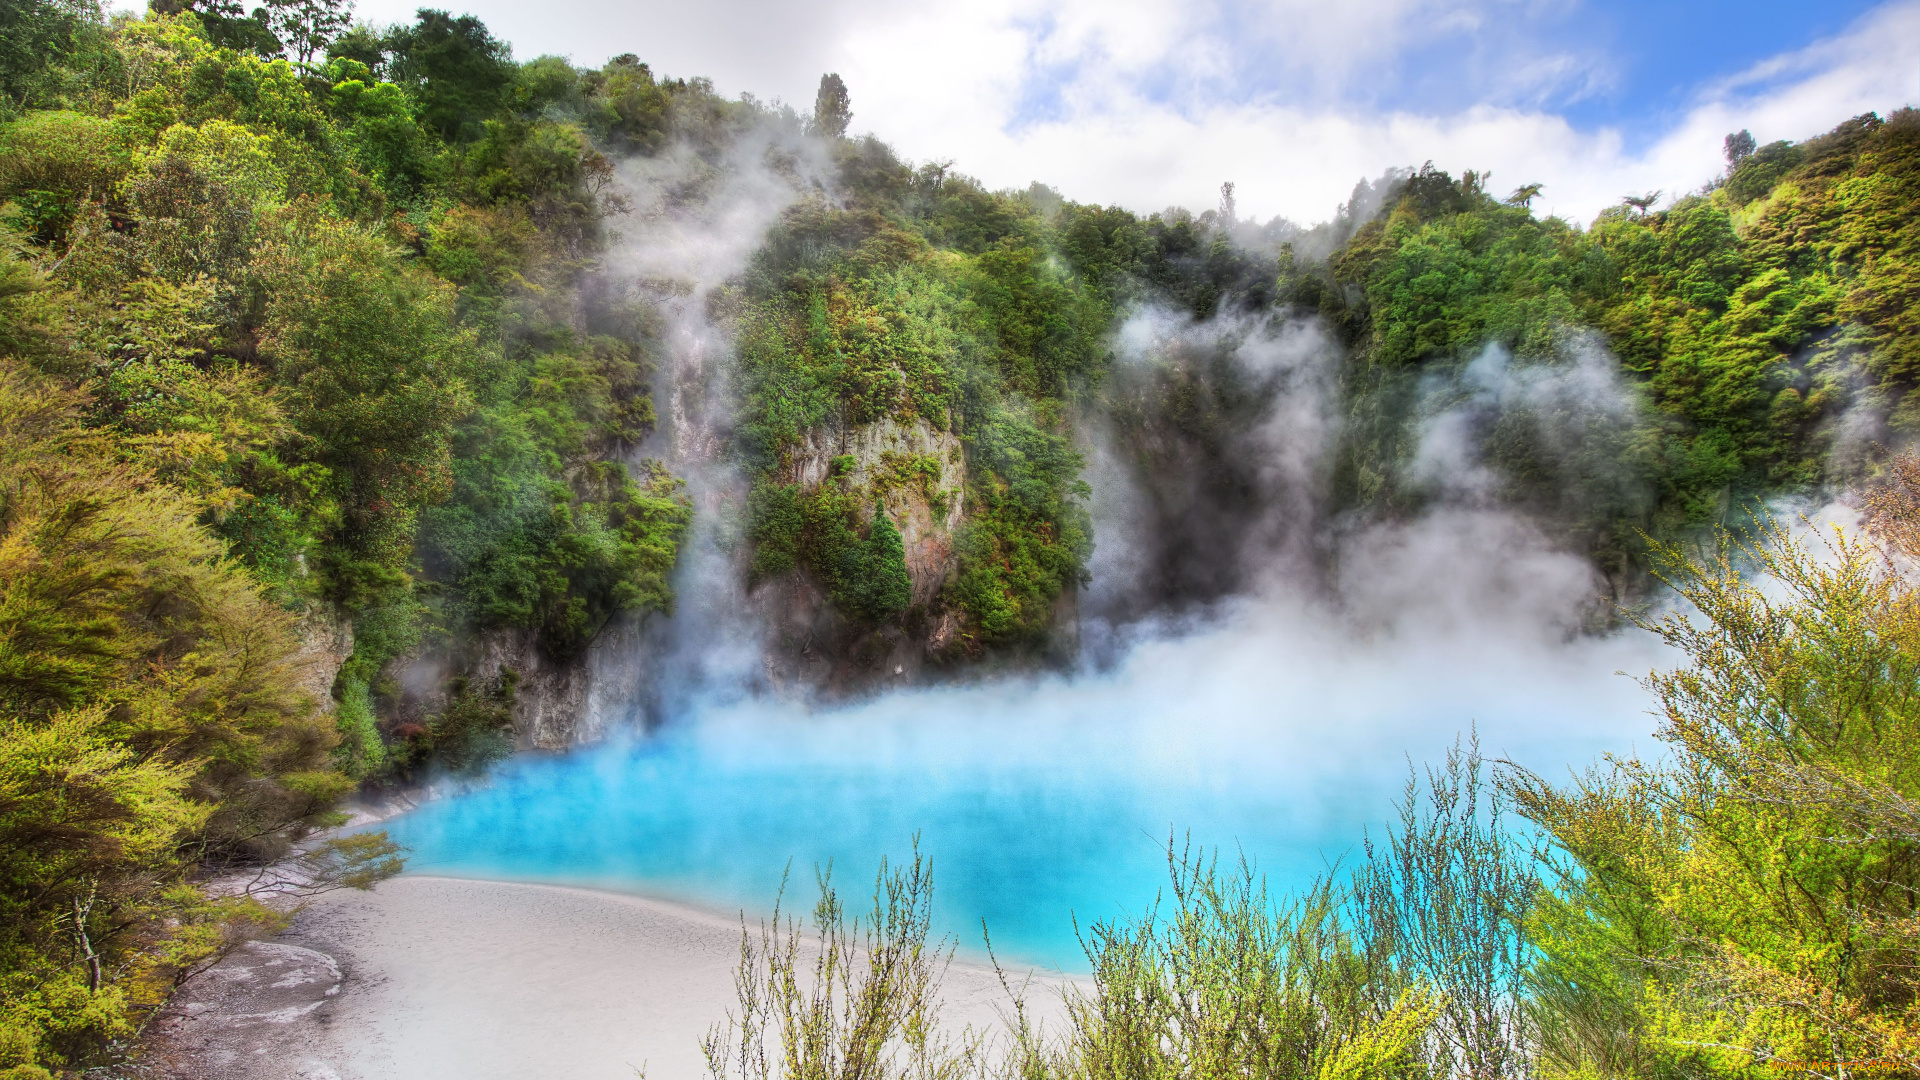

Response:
(267, 0), (354, 71)
(0, 351), (391, 1068)
(252, 204), (478, 585)
(812, 71), (850, 139)
(325, 21), (386, 75)
(847, 507), (910, 620)
(384, 8), (514, 142)
(0, 0), (102, 115)
(1509, 509), (1920, 1078)
(702, 847), (982, 1080)
(152, 0), (282, 58)
(1723, 129), (1756, 166)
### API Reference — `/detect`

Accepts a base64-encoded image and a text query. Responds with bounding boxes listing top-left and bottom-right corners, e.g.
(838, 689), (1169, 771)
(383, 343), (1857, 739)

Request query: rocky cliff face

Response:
(794, 416), (966, 606)
(758, 415), (970, 691)
(382, 625), (629, 753)
(290, 609), (353, 715)
(468, 629), (598, 751)
(375, 414), (1071, 746)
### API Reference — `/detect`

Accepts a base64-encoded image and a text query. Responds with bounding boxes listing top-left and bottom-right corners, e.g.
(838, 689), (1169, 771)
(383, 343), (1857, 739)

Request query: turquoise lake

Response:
(382, 593), (1666, 970)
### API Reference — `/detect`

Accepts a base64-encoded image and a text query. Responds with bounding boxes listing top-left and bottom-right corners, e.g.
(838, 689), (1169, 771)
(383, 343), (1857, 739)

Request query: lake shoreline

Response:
(141, 874), (1069, 1080)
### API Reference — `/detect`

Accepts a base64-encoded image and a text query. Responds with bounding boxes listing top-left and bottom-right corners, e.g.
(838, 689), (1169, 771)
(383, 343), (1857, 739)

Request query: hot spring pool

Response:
(380, 611), (1665, 969)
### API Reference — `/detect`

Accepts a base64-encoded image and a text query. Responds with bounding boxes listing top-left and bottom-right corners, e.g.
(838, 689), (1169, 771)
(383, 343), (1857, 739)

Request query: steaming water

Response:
(383, 577), (1665, 970)
(380, 129), (1674, 971)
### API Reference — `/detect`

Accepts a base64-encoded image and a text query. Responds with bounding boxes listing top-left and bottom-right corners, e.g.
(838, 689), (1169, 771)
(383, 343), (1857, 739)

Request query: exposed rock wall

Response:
(788, 415), (966, 606)
(382, 628), (603, 754)
(370, 415), (1060, 747)
(141, 940), (345, 1080)
(369, 410), (1087, 746)
(289, 608), (353, 715)
(759, 416), (971, 690)
(470, 629), (598, 751)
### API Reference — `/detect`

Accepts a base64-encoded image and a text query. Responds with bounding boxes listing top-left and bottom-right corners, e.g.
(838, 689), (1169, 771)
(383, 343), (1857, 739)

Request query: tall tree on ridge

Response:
(385, 8), (513, 142)
(1724, 128), (1757, 166)
(269, 0), (354, 71)
(149, 0), (281, 59)
(813, 71), (850, 139)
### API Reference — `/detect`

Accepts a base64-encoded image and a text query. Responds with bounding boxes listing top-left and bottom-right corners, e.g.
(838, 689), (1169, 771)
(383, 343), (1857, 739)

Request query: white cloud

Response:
(826, 0), (1920, 225)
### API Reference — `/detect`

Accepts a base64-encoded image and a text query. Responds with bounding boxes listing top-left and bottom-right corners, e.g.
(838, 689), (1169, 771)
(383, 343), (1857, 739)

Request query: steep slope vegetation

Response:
(1297, 114), (1920, 569)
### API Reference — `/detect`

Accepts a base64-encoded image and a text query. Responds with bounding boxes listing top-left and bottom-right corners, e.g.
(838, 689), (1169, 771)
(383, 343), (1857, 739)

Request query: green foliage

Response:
(734, 167), (1107, 644)
(324, 63), (436, 201)
(747, 480), (803, 578)
(735, 249), (966, 467)
(575, 53), (672, 155)
(1724, 140), (1805, 206)
(774, 484), (913, 623)
(950, 405), (1090, 643)
(1507, 501), (1920, 1078)
(810, 72), (850, 139)
(412, 202), (689, 658)
(0, 0), (106, 118)
(420, 674), (515, 775)
(857, 510), (912, 616)
(0, 361), (326, 792)
(384, 9), (513, 143)
(254, 205), (477, 586)
(1256, 112), (1920, 571)
(703, 845), (985, 1080)
(268, 0), (352, 71)
(1328, 192), (1584, 369)
(381, 672), (516, 780)
(0, 7), (717, 1059)
(430, 450), (691, 659)
(0, 354), (378, 1067)
(1038, 846), (1450, 1080)
(806, 496), (911, 622)
(0, 111), (130, 243)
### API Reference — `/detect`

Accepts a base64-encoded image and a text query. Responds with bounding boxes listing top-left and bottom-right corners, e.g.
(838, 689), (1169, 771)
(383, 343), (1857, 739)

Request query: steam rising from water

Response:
(1080, 308), (1339, 644)
(390, 569), (1661, 965)
(387, 143), (1673, 968)
(585, 124), (829, 726)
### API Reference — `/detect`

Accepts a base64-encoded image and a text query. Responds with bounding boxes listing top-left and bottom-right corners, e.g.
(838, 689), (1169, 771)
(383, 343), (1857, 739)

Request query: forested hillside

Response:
(1, 0), (1918, 1071)
(0, 2), (701, 1067)
(737, 108), (1920, 642)
(1302, 115), (1920, 568)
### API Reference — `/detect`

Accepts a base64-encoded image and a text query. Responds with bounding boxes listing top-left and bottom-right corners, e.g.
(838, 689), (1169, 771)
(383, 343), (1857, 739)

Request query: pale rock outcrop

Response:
(787, 415), (966, 611)
(289, 608), (353, 715)
(753, 414), (972, 689)
(469, 628), (596, 751)
(142, 940), (345, 1080)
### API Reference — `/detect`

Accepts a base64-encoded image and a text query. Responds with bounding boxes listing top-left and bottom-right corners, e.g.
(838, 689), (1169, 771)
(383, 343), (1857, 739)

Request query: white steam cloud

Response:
(1412, 339), (1637, 505)
(649, 297), (1670, 811)
(583, 119), (834, 730)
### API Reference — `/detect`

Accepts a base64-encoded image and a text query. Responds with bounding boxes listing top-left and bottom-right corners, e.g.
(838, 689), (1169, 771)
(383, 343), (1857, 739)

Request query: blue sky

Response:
(339, 0), (1918, 223)
(1562, 0), (1887, 123)
(1379, 0), (1890, 128)
(999, 0), (1895, 133)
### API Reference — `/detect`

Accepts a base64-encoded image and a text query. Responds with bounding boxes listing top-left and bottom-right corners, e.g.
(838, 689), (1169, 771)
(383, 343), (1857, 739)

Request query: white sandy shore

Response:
(145, 875), (1071, 1080)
